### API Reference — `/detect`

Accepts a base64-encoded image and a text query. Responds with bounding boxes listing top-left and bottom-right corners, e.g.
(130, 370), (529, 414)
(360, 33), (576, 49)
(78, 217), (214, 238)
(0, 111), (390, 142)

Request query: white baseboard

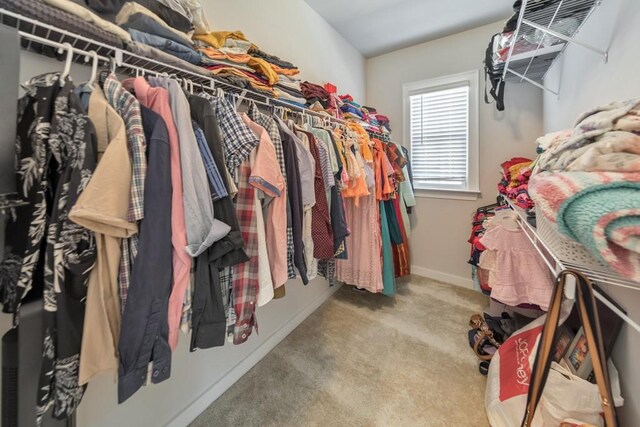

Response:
(411, 265), (474, 290)
(165, 283), (343, 427)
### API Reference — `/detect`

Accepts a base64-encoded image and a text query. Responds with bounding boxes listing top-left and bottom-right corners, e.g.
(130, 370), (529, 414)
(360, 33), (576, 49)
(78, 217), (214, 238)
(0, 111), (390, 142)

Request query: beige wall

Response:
(205, 0), (367, 102)
(366, 21), (543, 287)
(543, 0), (640, 423)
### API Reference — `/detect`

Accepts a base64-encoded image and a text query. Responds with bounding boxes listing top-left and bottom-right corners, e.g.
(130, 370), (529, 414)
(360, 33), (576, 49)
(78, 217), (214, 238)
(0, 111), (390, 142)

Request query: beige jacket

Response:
(69, 85), (137, 385)
(43, 0), (132, 42)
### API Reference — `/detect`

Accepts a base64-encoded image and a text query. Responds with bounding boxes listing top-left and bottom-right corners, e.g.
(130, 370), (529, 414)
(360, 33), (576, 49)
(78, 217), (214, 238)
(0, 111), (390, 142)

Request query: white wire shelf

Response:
(504, 197), (639, 290)
(0, 8), (331, 115)
(501, 0), (606, 96)
(502, 197), (640, 332)
(502, 196), (640, 334)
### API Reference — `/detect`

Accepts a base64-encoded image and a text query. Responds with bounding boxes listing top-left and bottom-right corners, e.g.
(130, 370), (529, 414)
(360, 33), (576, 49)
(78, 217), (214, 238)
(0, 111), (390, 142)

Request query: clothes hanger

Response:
(234, 89), (248, 109)
(58, 42), (74, 86)
(86, 51), (99, 87)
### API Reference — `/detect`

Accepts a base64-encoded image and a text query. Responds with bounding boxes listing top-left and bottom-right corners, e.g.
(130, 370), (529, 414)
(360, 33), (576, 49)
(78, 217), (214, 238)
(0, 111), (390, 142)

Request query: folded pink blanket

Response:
(530, 171), (640, 282)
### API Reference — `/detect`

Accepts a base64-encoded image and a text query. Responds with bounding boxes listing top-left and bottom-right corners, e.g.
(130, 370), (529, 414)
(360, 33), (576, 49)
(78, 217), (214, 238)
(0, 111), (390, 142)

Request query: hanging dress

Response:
(335, 126), (383, 292)
(383, 142), (411, 278)
(372, 138), (396, 295)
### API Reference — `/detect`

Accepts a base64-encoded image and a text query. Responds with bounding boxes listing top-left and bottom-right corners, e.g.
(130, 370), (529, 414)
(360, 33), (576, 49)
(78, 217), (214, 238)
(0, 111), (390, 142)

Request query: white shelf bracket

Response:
(506, 68), (559, 96)
(521, 18), (609, 63)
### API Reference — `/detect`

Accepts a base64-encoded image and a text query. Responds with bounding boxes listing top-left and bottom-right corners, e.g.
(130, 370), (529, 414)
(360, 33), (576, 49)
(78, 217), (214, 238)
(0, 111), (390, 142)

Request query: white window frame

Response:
(402, 70), (480, 201)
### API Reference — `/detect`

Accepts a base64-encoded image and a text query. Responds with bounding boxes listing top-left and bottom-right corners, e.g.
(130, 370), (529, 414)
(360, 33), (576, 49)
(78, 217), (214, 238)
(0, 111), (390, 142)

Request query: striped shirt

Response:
(192, 121), (229, 201)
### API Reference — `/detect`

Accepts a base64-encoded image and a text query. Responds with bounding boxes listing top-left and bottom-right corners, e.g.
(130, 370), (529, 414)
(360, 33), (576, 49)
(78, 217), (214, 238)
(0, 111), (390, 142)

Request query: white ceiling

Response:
(305, 0), (513, 58)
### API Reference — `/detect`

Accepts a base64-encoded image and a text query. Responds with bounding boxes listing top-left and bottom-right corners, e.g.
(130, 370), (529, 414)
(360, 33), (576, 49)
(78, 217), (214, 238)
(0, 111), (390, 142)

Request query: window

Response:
(403, 70), (479, 199)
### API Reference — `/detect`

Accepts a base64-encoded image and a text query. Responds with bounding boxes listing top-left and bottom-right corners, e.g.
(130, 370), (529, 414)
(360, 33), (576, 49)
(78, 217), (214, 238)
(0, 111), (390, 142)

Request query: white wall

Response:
(366, 22), (543, 287)
(543, 0), (640, 424)
(3, 1), (366, 426)
(205, 0), (367, 102)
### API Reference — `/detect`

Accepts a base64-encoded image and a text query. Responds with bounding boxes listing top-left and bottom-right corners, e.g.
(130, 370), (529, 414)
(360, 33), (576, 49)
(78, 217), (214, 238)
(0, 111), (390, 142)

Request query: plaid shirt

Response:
(221, 267), (234, 339)
(192, 121), (228, 201)
(231, 160), (259, 344)
(103, 74), (146, 309)
(208, 96), (259, 175)
(248, 104), (296, 279)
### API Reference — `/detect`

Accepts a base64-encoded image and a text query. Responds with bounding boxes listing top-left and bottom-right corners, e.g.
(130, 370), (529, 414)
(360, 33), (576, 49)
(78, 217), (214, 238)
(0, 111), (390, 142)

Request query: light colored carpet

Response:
(190, 276), (489, 427)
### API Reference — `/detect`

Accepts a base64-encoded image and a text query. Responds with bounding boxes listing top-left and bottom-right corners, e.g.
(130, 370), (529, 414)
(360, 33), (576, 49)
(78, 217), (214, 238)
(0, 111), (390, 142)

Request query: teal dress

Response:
(380, 202), (396, 296)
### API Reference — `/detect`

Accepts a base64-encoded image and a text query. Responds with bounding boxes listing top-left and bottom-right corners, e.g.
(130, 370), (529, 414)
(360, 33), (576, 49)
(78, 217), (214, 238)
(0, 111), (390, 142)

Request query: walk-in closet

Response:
(0, 0), (637, 425)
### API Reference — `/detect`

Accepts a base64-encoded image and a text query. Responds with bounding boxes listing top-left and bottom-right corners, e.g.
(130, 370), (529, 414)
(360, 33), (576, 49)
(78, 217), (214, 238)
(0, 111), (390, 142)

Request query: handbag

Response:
(521, 270), (618, 427)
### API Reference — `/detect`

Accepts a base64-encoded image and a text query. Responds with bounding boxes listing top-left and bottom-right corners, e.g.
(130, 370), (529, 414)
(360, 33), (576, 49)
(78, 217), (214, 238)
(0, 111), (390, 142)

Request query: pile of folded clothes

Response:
(339, 94), (364, 120)
(362, 106), (391, 133)
(194, 30), (304, 98)
(273, 74), (306, 105)
(529, 98), (640, 282)
(32, 0), (304, 99)
(0, 0), (128, 49)
(14, 0), (396, 123)
(301, 81), (331, 108)
(497, 157), (534, 209)
(28, 0), (214, 76)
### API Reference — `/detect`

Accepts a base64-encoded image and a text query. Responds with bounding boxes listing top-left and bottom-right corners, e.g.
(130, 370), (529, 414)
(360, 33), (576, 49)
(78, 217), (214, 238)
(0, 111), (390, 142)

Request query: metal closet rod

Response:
(16, 27), (351, 128)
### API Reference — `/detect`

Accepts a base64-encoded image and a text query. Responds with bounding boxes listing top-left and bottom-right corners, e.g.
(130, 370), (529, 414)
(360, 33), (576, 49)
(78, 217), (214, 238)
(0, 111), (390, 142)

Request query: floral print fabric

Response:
(0, 73), (97, 424)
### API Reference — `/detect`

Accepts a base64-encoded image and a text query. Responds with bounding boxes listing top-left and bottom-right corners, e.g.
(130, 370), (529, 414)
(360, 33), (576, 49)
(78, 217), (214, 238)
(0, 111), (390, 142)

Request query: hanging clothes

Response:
(248, 104), (289, 291)
(292, 129), (318, 280)
(241, 114), (286, 301)
(101, 74), (147, 316)
(372, 137), (396, 295)
(188, 93), (248, 351)
(335, 128), (385, 293)
(391, 197), (411, 277)
(2, 60), (412, 425)
(70, 83), (136, 386)
(123, 76), (190, 352)
(299, 130), (334, 260)
(275, 116), (309, 284)
(25, 74), (97, 424)
(231, 159), (259, 344)
(117, 105), (173, 403)
(382, 141), (410, 278)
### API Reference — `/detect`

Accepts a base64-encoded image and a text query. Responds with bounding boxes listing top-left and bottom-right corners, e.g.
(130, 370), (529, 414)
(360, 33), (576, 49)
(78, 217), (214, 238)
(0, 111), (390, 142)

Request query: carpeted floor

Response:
(190, 276), (489, 426)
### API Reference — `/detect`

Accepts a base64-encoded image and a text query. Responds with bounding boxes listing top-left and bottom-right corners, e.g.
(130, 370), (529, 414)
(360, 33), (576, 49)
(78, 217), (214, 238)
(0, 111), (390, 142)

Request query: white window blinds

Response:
(409, 84), (469, 190)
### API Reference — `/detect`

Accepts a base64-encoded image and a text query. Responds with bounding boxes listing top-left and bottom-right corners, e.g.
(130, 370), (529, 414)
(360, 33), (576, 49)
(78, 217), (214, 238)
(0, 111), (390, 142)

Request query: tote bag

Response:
(486, 271), (622, 426)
